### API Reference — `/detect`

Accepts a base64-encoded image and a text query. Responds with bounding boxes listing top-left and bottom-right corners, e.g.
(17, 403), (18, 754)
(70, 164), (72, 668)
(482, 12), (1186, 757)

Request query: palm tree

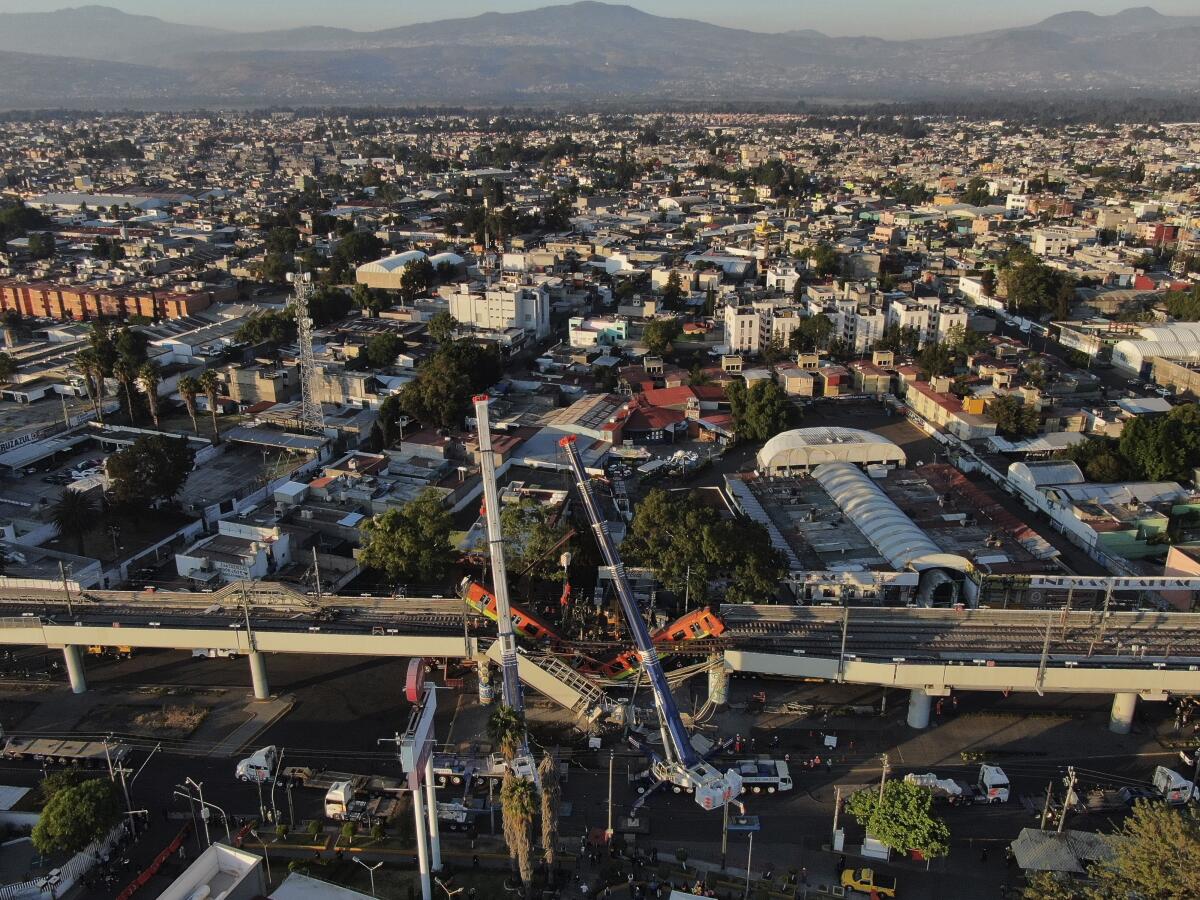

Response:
(50, 490), (96, 555)
(178, 376), (201, 434)
(198, 370), (221, 444)
(500, 771), (536, 897)
(136, 362), (161, 429)
(487, 704), (525, 762)
(538, 753), (560, 876)
(74, 348), (104, 423)
(112, 356), (137, 424)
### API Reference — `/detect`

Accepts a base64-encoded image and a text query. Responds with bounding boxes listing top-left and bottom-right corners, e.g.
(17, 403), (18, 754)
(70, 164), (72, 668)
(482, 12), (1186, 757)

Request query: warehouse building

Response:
(756, 427), (907, 475)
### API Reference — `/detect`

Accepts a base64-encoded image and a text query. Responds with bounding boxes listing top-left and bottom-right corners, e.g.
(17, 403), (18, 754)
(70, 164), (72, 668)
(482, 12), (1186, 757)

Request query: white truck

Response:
(905, 764), (1010, 805)
(735, 758), (793, 794)
(324, 780), (402, 823)
(236, 746), (278, 783)
(1152, 766), (1198, 806)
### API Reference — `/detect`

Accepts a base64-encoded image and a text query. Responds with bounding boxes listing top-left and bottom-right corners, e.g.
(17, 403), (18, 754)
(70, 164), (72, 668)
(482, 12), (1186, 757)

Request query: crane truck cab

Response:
(236, 746), (278, 783)
(324, 781), (355, 820)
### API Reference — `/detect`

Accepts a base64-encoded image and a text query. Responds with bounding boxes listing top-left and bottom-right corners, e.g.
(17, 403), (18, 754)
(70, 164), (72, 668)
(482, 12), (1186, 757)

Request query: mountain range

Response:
(0, 2), (1197, 109)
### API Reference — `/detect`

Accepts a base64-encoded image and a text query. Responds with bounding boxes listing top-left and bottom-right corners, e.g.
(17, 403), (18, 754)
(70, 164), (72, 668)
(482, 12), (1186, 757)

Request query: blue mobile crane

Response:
(559, 435), (743, 810)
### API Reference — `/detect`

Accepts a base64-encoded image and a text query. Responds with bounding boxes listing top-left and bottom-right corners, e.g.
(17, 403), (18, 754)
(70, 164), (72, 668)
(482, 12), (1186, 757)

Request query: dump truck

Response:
(841, 867), (897, 898)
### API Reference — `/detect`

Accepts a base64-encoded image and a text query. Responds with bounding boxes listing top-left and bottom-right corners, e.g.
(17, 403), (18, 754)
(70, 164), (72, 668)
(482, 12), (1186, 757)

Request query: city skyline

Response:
(3, 0), (1199, 39)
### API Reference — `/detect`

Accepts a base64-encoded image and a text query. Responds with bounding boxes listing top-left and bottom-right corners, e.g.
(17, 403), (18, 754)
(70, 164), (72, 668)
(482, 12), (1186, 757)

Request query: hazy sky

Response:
(2, 0), (1196, 38)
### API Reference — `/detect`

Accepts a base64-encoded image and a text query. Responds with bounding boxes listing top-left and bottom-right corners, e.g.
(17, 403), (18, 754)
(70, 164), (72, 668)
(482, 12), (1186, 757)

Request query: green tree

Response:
(1119, 404), (1200, 482)
(661, 271), (684, 310)
(1023, 802), (1200, 900)
(623, 489), (785, 606)
(500, 771), (537, 896)
(178, 375), (201, 434)
(51, 490), (96, 555)
(32, 778), (121, 856)
(265, 226), (300, 255)
(398, 258), (435, 305)
(112, 356), (139, 424)
(959, 176), (993, 207)
(363, 332), (403, 369)
(74, 347), (106, 423)
(1061, 437), (1128, 483)
(0, 352), (15, 382)
(27, 232), (56, 259)
(642, 318), (682, 355)
(236, 310), (296, 345)
(1164, 285), (1200, 321)
(427, 310), (459, 345)
(359, 490), (453, 585)
(351, 282), (386, 316)
(726, 379), (794, 442)
(844, 780), (950, 859)
(399, 353), (471, 429)
(499, 499), (571, 583)
(136, 361), (161, 429)
(106, 434), (196, 507)
(788, 314), (834, 352)
(988, 395), (1040, 438)
(1002, 257), (1075, 317)
(198, 370), (222, 444)
(487, 704), (526, 762)
(538, 754), (560, 872)
(916, 342), (956, 378)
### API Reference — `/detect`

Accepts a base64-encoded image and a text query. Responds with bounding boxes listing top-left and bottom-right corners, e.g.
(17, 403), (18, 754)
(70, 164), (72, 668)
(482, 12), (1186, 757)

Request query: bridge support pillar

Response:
(248, 651), (270, 700)
(1109, 692), (1137, 735)
(707, 655), (730, 707)
(907, 688), (932, 729)
(62, 645), (86, 694)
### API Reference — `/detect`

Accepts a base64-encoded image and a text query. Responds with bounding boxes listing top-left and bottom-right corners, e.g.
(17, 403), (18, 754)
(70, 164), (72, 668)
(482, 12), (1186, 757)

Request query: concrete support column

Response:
(707, 655), (730, 707)
(62, 645), (87, 694)
(907, 688), (932, 729)
(412, 774), (432, 900)
(248, 651), (270, 700)
(1109, 692), (1137, 735)
(423, 754), (442, 871)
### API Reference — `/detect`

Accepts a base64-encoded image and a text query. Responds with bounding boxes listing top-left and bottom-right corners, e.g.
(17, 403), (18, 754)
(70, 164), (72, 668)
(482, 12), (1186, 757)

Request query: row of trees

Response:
(399, 339), (502, 429)
(1061, 404), (1200, 484)
(623, 489), (787, 606)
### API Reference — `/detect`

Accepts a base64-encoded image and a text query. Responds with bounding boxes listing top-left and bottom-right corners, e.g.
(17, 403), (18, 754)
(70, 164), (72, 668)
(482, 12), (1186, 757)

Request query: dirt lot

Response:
(76, 701), (210, 739)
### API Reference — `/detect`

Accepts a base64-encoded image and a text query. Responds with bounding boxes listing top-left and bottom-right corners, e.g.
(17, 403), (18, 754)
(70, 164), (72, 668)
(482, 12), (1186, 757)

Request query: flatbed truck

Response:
(284, 766), (405, 796)
(4, 736), (127, 767)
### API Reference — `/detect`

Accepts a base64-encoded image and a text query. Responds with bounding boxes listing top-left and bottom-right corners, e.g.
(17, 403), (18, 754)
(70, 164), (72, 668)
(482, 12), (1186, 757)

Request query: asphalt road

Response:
(15, 649), (1181, 900)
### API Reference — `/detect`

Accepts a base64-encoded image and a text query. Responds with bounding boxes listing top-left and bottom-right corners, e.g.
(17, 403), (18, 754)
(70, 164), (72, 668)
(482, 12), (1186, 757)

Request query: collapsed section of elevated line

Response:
(810, 461), (972, 605)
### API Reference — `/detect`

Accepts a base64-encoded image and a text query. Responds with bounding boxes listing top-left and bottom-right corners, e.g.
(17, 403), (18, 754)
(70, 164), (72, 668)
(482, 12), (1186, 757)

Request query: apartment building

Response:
(448, 281), (551, 339)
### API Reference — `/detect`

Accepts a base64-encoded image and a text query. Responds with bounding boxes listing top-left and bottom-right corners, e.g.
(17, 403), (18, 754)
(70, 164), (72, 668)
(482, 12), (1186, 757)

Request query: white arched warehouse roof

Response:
(356, 250), (427, 275)
(428, 252), (465, 268)
(757, 427), (906, 473)
(811, 462), (970, 573)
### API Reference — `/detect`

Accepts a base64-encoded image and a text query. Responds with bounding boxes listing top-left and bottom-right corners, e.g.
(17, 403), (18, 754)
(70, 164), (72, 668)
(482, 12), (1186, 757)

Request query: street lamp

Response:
(435, 876), (464, 900)
(251, 829), (278, 885)
(743, 832), (754, 900)
(355, 858), (384, 898)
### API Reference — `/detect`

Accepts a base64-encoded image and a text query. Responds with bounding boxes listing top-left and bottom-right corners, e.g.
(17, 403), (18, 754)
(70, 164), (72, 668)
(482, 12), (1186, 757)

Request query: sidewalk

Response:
(207, 694), (294, 758)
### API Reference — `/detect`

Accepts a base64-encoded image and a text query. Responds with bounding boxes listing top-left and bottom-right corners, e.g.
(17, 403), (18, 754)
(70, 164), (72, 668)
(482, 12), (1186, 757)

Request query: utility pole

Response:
(721, 799), (729, 870)
(831, 785), (842, 842)
(878, 754), (890, 803)
(57, 562), (73, 618)
(743, 832), (754, 900)
(1039, 781), (1054, 830)
(311, 547), (322, 604)
(605, 750), (615, 839)
(1035, 610), (1053, 696)
(1057, 767), (1077, 835)
(836, 605), (850, 683)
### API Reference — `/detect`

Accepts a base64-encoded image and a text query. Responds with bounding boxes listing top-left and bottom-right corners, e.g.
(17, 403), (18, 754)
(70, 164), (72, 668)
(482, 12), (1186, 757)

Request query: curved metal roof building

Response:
(811, 461), (970, 573)
(757, 427), (907, 474)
